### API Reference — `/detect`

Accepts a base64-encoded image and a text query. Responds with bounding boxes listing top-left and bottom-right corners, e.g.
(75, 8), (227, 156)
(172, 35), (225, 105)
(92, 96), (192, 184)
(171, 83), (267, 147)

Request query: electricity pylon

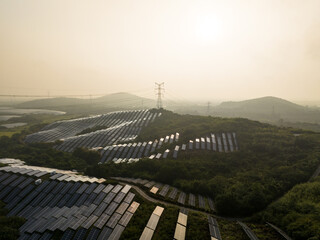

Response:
(155, 82), (164, 109)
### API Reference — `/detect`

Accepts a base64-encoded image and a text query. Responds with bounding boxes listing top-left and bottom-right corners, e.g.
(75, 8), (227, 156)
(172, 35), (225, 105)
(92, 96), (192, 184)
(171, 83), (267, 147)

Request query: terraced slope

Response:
(25, 110), (161, 152)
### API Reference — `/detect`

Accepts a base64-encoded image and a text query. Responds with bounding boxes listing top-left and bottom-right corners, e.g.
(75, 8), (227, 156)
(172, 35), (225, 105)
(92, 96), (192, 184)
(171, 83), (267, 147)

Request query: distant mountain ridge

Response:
(213, 96), (320, 124)
(17, 92), (155, 114)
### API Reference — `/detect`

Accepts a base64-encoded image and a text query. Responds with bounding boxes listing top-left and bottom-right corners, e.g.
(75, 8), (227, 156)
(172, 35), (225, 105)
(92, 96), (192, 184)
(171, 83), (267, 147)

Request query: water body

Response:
(0, 107), (65, 115)
(1, 122), (27, 128)
(0, 115), (20, 121)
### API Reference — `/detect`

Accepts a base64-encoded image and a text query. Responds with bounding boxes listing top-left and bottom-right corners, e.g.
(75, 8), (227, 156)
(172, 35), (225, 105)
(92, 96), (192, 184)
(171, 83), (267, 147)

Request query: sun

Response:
(193, 15), (224, 44)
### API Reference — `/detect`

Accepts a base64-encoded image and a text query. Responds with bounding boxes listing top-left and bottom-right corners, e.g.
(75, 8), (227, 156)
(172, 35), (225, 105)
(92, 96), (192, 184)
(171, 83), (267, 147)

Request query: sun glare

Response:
(194, 15), (224, 44)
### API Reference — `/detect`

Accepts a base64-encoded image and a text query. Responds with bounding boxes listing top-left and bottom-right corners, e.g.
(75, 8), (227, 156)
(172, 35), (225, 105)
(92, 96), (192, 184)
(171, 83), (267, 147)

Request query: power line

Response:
(155, 82), (165, 109)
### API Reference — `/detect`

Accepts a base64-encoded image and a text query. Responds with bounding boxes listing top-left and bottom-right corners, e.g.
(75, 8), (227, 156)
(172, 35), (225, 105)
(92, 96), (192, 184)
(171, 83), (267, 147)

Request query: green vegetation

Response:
(218, 219), (248, 240)
(246, 223), (283, 240)
(185, 212), (210, 240)
(76, 125), (110, 136)
(0, 133), (99, 172)
(1, 109), (320, 239)
(120, 189), (157, 240)
(88, 110), (320, 217)
(0, 201), (25, 240)
(153, 206), (179, 240)
(257, 177), (320, 240)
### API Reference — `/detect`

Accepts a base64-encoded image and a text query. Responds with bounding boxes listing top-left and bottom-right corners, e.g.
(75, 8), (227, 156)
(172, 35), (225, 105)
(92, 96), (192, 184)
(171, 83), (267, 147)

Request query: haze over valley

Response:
(0, 1), (320, 240)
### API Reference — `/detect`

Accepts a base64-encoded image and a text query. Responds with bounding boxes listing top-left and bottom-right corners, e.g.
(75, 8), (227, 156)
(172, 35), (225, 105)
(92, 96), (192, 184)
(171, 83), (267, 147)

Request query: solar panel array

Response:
(99, 132), (180, 163)
(267, 223), (292, 240)
(139, 206), (164, 240)
(0, 169), (139, 240)
(238, 221), (259, 240)
(101, 132), (238, 163)
(174, 211), (188, 240)
(112, 177), (215, 212)
(25, 110), (161, 152)
(208, 216), (222, 240)
(0, 165), (105, 183)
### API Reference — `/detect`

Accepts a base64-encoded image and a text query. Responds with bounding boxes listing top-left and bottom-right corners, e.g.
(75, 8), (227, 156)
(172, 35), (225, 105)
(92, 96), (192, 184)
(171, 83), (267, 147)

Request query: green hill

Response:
(88, 110), (320, 217)
(257, 177), (320, 240)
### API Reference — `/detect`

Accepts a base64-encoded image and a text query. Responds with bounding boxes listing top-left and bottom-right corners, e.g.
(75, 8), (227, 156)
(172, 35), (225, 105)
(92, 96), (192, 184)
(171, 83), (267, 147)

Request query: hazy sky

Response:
(0, 0), (319, 102)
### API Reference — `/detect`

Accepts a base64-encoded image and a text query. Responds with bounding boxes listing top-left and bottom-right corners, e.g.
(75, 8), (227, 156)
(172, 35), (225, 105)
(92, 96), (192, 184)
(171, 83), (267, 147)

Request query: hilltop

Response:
(212, 96), (320, 130)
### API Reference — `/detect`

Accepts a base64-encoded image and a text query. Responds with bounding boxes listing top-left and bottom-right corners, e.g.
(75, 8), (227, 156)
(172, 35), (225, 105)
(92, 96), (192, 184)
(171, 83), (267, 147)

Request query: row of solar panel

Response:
(26, 110), (158, 152)
(54, 111), (160, 152)
(99, 132), (180, 163)
(147, 132), (238, 160)
(238, 221), (259, 240)
(112, 177), (215, 211)
(139, 206), (164, 240)
(174, 211), (188, 240)
(208, 216), (222, 240)
(26, 110), (158, 144)
(0, 171), (139, 240)
(0, 165), (104, 183)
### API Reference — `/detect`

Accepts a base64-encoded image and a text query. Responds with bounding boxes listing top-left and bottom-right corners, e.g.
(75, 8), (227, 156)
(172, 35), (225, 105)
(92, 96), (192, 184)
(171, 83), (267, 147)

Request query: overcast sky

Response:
(0, 0), (319, 102)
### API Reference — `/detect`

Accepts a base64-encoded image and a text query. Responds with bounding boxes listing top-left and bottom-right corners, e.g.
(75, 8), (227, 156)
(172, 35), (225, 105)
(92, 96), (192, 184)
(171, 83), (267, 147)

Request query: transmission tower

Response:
(155, 82), (165, 109)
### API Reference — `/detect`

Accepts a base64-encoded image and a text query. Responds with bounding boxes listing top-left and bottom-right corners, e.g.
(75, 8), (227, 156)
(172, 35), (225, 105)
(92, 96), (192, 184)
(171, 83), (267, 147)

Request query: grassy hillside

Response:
(256, 177), (320, 240)
(88, 110), (320, 217)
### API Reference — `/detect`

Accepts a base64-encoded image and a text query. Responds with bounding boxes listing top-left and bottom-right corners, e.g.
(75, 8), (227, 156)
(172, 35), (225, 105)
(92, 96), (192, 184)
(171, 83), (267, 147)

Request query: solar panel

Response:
(123, 192), (135, 204)
(81, 214), (98, 229)
(103, 192), (116, 204)
(177, 192), (186, 204)
(168, 188), (178, 199)
(75, 193), (89, 207)
(159, 185), (169, 197)
(116, 202), (129, 215)
(174, 223), (186, 240)
(93, 202), (108, 217)
(139, 227), (154, 240)
(61, 229), (75, 240)
(208, 198), (215, 211)
(108, 224), (125, 240)
(73, 227), (87, 240)
(39, 231), (53, 240)
(76, 183), (89, 194)
(81, 204), (97, 218)
(177, 212), (188, 227)
(86, 227), (101, 240)
(50, 173), (63, 180)
(34, 171), (48, 177)
(146, 214), (160, 230)
(198, 195), (205, 209)
(121, 184), (131, 194)
(113, 192), (126, 203)
(97, 226), (112, 240)
(111, 184), (123, 194)
(85, 183), (98, 194)
(188, 194), (195, 207)
(3, 187), (21, 203)
(102, 184), (114, 194)
(118, 211), (133, 227)
(106, 212), (122, 229)
(94, 213), (111, 229)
